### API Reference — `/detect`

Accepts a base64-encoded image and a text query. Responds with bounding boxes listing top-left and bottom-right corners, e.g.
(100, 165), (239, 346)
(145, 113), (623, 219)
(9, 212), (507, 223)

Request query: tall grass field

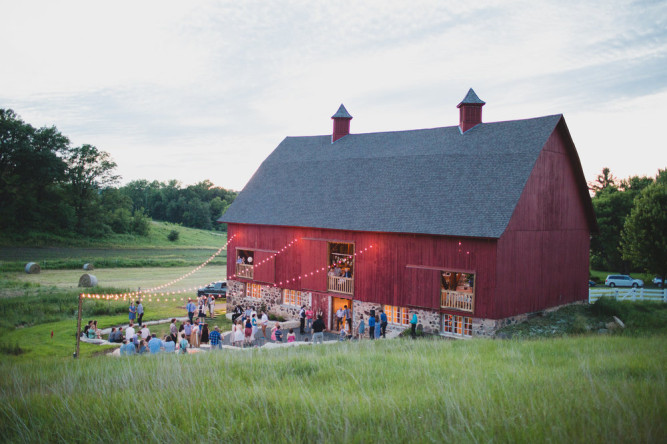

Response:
(0, 336), (665, 443)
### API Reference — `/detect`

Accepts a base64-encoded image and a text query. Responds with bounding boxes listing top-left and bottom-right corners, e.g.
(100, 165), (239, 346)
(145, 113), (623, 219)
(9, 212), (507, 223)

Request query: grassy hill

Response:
(0, 221), (228, 271)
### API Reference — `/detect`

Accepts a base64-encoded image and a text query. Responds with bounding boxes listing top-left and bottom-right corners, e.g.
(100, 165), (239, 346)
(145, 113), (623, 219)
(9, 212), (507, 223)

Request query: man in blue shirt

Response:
(120, 340), (135, 356)
(136, 300), (144, 325)
(186, 299), (196, 323)
(410, 312), (418, 338)
(209, 326), (222, 349)
(368, 313), (376, 340)
(380, 309), (388, 338)
(148, 334), (162, 354)
(184, 320), (192, 345)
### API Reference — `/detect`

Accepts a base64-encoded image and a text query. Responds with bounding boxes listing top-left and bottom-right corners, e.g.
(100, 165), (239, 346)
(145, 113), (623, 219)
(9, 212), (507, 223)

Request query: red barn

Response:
(219, 89), (597, 337)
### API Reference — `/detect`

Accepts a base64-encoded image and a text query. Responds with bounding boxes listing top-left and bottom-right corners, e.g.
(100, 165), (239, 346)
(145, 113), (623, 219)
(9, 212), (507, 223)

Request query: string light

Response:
(77, 235), (236, 301)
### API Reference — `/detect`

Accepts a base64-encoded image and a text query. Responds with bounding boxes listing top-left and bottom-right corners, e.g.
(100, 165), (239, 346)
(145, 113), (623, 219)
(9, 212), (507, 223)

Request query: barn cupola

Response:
(457, 88), (485, 133)
(331, 104), (353, 142)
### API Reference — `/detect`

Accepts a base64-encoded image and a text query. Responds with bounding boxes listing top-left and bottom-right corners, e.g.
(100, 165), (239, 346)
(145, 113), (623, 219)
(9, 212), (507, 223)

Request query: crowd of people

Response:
(85, 297), (420, 357)
(110, 318), (224, 355)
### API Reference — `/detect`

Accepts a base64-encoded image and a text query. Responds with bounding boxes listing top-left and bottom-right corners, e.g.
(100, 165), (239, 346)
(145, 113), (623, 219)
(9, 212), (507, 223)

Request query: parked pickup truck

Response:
(197, 281), (227, 299)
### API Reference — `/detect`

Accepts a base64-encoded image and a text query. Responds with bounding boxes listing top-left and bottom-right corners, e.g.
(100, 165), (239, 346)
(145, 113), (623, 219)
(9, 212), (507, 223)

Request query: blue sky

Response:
(1, 0), (666, 190)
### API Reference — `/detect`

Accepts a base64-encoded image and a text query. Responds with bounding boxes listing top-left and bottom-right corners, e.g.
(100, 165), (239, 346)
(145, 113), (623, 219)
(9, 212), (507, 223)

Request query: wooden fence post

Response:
(74, 294), (83, 358)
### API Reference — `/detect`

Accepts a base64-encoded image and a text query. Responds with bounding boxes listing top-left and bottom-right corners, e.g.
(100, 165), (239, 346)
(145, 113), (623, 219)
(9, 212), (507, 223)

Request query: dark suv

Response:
(197, 281), (227, 299)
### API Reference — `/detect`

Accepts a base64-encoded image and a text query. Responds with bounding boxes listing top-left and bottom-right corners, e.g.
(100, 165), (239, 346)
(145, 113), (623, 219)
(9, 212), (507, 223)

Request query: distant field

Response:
(0, 247), (227, 271)
(6, 265), (227, 293)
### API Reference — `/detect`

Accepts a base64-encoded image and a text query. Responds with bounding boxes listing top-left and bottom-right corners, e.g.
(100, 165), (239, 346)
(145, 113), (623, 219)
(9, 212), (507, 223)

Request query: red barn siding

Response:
(495, 125), (590, 318)
(253, 250), (276, 284)
(227, 224), (499, 318)
(301, 239), (327, 292)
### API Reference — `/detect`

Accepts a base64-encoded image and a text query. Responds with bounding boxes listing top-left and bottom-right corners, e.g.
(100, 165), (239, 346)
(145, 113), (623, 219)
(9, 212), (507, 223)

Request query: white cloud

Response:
(1, 0), (665, 190)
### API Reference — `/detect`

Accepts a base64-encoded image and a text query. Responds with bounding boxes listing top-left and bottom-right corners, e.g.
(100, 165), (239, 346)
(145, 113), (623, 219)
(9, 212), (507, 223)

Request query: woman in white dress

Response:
(234, 320), (244, 347)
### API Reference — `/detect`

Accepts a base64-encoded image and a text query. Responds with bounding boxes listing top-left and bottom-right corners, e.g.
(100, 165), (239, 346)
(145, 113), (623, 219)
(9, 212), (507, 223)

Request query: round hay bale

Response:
(78, 273), (98, 287)
(25, 262), (41, 274)
(83, 263), (94, 271)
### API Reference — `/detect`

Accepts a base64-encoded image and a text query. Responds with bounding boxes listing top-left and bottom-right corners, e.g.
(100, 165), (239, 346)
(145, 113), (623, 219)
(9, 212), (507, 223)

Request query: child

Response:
(340, 324), (348, 341)
(287, 328), (296, 343)
(274, 324), (283, 342)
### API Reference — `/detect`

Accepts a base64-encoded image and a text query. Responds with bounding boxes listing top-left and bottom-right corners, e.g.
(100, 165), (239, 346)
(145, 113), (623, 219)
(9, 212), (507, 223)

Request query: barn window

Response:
(327, 242), (354, 295)
(245, 283), (261, 299)
(442, 314), (472, 337)
(283, 289), (309, 307)
(384, 305), (410, 325)
(440, 271), (475, 312)
(236, 249), (254, 279)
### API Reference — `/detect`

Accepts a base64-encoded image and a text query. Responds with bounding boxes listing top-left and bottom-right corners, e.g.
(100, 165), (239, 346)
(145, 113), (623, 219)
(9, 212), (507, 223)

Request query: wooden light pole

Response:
(74, 293), (83, 358)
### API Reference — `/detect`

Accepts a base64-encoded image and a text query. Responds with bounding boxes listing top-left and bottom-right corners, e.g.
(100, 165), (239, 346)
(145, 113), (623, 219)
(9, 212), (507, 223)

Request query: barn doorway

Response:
(331, 296), (352, 332)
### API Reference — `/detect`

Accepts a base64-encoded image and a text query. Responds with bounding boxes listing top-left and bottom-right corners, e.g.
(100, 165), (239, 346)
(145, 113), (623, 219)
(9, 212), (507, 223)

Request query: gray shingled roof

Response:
(220, 114), (563, 238)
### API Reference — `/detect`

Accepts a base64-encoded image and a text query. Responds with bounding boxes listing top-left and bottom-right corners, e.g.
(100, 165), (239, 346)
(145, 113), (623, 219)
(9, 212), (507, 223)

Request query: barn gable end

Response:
(494, 118), (595, 318)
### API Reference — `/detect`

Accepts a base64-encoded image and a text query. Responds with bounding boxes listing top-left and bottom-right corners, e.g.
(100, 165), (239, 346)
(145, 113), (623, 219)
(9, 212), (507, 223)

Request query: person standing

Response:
(191, 319), (200, 348)
(299, 305), (306, 335)
(186, 299), (196, 324)
(312, 315), (326, 344)
(380, 309), (388, 338)
(357, 315), (366, 340)
(136, 300), (144, 325)
(368, 313), (376, 340)
(169, 319), (178, 343)
(208, 295), (215, 318)
(184, 321), (192, 346)
(251, 314), (258, 343)
(374, 318), (381, 339)
(209, 326), (222, 349)
(335, 307), (344, 330)
(128, 302), (137, 323)
(198, 300), (206, 323)
(260, 311), (269, 339)
(410, 312), (418, 338)
(306, 306), (314, 333)
(344, 305), (352, 332)
(244, 317), (253, 346)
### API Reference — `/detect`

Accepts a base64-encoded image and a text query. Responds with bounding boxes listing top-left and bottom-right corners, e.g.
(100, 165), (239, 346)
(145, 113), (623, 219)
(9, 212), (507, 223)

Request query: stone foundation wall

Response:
(227, 281), (582, 338)
(226, 280), (312, 320)
(351, 301), (440, 335)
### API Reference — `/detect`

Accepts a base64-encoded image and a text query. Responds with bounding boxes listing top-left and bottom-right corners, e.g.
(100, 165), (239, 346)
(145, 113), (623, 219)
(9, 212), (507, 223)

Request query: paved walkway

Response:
(83, 312), (405, 355)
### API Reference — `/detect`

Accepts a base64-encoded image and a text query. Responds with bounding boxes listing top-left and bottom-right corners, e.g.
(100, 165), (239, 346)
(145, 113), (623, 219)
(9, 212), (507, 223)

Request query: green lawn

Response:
(0, 335), (664, 442)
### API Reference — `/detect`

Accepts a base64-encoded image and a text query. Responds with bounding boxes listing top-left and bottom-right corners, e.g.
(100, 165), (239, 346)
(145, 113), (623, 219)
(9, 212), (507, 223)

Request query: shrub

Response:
(167, 230), (180, 242)
(0, 342), (25, 356)
(131, 208), (151, 236)
(567, 314), (589, 334)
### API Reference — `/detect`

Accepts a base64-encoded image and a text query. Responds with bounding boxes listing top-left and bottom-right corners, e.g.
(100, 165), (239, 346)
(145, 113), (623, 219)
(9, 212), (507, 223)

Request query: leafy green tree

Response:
(590, 168), (655, 271)
(130, 208), (151, 236)
(621, 179), (667, 283)
(0, 109), (71, 231)
(589, 167), (618, 196)
(66, 144), (120, 234)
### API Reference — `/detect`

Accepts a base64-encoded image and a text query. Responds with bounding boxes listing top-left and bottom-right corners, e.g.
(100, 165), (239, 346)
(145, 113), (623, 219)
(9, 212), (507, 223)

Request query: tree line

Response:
(0, 109), (236, 237)
(590, 167), (666, 281)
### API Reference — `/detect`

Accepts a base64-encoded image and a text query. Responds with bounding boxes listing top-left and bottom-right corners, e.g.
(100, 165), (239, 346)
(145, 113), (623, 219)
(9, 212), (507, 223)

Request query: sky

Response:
(1, 0), (666, 191)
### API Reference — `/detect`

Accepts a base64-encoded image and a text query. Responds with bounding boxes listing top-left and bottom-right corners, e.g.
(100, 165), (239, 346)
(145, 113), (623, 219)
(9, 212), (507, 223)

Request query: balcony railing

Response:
(236, 263), (253, 279)
(441, 290), (474, 312)
(328, 275), (354, 295)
